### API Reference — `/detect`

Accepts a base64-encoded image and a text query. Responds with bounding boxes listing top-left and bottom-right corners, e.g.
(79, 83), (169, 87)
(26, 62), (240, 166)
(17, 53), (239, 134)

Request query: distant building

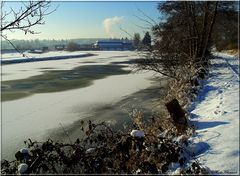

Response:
(94, 40), (133, 51)
(29, 49), (44, 54)
(55, 45), (65, 50)
(78, 44), (95, 50)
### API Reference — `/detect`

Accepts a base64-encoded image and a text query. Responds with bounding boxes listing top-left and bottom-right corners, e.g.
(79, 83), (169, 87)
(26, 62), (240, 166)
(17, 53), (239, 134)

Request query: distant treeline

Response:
(1, 38), (119, 51)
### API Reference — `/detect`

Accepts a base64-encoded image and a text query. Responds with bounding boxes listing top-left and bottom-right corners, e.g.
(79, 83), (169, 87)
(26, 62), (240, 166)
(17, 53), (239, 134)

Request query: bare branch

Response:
(1, 1), (57, 57)
(133, 14), (154, 27)
(117, 25), (134, 38)
(1, 1), (56, 34)
(137, 8), (158, 25)
(1, 35), (29, 58)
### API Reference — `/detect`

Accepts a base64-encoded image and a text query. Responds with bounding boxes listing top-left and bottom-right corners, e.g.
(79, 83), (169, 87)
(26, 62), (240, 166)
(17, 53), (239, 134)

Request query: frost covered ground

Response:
(189, 53), (239, 174)
(1, 51), (157, 160)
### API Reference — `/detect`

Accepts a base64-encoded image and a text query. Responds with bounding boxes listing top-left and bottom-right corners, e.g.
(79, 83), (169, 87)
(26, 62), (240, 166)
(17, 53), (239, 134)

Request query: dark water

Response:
(2, 64), (131, 101)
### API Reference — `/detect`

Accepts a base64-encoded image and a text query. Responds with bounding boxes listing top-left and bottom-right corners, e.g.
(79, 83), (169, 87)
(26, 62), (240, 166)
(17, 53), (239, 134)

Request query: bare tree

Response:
(135, 1), (224, 81)
(1, 1), (56, 55)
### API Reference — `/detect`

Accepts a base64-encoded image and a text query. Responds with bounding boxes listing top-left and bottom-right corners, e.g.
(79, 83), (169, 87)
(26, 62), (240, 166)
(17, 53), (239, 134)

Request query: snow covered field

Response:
(1, 51), (156, 160)
(1, 51), (94, 65)
(189, 53), (239, 174)
(2, 50), (87, 60)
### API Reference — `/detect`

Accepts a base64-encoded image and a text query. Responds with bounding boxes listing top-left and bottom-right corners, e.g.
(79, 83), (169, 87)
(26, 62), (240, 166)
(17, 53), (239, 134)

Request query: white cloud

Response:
(103, 16), (124, 38)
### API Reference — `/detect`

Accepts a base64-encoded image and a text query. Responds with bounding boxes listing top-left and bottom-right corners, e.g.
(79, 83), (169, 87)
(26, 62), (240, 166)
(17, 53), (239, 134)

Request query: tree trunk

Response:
(198, 1), (210, 59)
(202, 2), (219, 57)
(190, 2), (199, 58)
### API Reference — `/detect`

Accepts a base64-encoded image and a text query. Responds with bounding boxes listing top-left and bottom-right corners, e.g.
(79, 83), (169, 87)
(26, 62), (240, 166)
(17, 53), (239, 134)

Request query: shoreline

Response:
(1, 53), (95, 65)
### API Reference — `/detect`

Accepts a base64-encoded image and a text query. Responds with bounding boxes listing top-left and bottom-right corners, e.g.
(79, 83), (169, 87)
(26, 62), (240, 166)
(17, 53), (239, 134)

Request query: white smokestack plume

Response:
(103, 16), (124, 38)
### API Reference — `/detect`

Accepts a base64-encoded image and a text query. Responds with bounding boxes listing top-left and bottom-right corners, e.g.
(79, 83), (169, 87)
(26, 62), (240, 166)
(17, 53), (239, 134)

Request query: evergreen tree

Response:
(142, 32), (151, 47)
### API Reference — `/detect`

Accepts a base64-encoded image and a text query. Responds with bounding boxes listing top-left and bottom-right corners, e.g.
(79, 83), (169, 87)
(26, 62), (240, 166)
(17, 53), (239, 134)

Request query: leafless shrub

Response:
(1, 1), (56, 55)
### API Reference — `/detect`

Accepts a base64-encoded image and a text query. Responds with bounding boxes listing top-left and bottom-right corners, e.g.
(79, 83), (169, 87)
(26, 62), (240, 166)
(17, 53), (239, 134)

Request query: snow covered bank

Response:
(189, 53), (239, 174)
(1, 53), (94, 65)
(1, 51), (88, 60)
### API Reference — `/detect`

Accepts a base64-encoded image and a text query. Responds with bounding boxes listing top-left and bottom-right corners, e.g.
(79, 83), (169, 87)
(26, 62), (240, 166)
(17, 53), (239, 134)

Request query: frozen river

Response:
(1, 51), (158, 160)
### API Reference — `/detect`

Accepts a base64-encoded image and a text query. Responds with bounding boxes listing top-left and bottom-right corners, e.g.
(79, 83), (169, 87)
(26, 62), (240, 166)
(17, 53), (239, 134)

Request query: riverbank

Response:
(188, 52), (239, 174)
(1, 52), (95, 65)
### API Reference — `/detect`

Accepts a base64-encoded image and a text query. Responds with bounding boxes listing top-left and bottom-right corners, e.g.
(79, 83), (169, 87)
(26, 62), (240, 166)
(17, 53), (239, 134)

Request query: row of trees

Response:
(133, 32), (151, 50)
(136, 1), (238, 80)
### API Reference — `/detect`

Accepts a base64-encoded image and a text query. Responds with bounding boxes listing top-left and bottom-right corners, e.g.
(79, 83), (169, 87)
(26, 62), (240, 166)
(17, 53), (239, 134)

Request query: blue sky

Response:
(3, 1), (161, 40)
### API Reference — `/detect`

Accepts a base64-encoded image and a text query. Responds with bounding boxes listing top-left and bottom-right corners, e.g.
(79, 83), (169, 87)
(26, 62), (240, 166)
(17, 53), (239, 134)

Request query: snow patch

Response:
(130, 130), (145, 138)
(86, 148), (95, 154)
(20, 148), (29, 154)
(18, 163), (28, 174)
